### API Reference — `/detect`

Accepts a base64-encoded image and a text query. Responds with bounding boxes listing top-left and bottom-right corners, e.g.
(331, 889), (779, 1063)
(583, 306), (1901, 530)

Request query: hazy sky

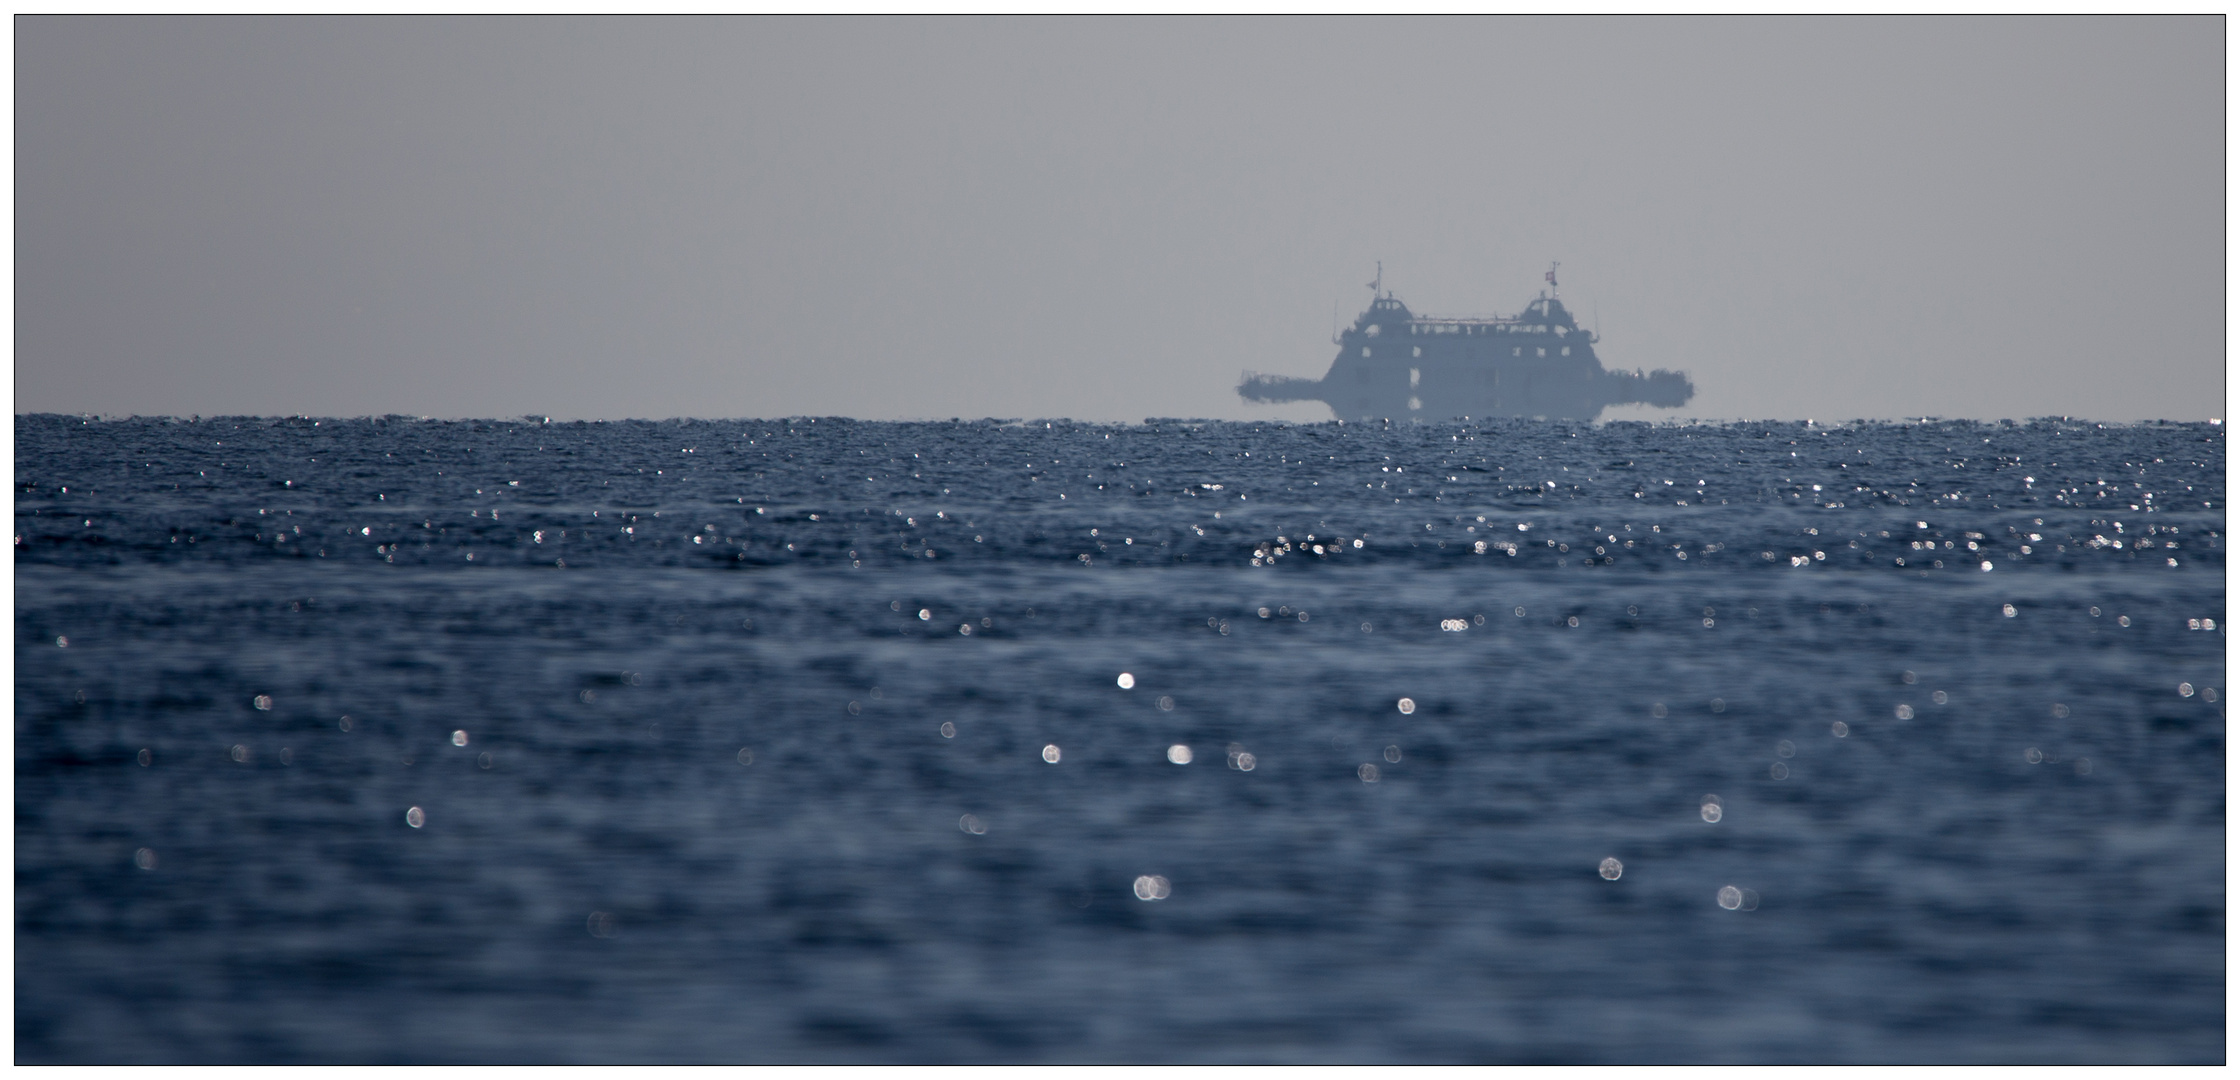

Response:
(17, 17), (2224, 422)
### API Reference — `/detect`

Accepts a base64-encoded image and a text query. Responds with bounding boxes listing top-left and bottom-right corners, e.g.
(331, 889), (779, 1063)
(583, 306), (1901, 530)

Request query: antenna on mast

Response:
(1544, 261), (1560, 295)
(1367, 261), (1383, 300)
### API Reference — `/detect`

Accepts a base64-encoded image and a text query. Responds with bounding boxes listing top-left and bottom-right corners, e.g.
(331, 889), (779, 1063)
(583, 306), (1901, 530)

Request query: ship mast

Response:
(1368, 261), (1384, 300)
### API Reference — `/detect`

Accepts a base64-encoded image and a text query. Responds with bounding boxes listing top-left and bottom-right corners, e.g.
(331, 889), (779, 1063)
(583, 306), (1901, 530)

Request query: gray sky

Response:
(17, 17), (2224, 422)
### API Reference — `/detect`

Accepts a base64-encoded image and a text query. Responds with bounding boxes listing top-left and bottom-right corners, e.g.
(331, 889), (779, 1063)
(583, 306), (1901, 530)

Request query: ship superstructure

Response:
(1240, 266), (1693, 421)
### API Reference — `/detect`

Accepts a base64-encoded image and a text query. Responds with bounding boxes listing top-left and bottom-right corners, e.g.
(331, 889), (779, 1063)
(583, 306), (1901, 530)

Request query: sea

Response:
(13, 413), (2226, 1063)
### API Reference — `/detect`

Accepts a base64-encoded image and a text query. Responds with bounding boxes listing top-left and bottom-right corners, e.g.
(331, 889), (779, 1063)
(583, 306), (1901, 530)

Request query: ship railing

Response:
(1404, 317), (1534, 337)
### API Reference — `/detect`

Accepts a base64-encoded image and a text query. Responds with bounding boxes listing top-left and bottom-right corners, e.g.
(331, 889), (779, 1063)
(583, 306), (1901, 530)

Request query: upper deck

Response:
(1350, 294), (1592, 342)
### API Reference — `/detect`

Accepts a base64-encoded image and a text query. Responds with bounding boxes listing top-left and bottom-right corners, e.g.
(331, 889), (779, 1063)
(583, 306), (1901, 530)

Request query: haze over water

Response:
(15, 414), (2225, 1062)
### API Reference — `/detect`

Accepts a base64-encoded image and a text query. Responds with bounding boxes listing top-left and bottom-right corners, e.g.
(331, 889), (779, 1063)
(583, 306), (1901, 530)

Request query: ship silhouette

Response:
(1240, 265), (1693, 421)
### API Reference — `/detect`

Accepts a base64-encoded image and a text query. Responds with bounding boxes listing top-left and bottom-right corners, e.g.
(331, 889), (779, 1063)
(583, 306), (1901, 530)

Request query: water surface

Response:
(15, 415), (2225, 1062)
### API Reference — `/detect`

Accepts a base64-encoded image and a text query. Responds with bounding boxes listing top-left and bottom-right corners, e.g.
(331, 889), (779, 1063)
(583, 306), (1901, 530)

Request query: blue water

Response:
(15, 414), (2225, 1063)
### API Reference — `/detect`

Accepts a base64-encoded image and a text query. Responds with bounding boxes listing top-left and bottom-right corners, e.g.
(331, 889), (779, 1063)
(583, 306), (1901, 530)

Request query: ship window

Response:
(1362, 347), (1372, 358)
(1513, 347), (1521, 357)
(1365, 324), (1381, 337)
(1409, 367), (1421, 388)
(1412, 346), (1421, 358)
(1537, 347), (1547, 358)
(1561, 346), (1571, 356)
